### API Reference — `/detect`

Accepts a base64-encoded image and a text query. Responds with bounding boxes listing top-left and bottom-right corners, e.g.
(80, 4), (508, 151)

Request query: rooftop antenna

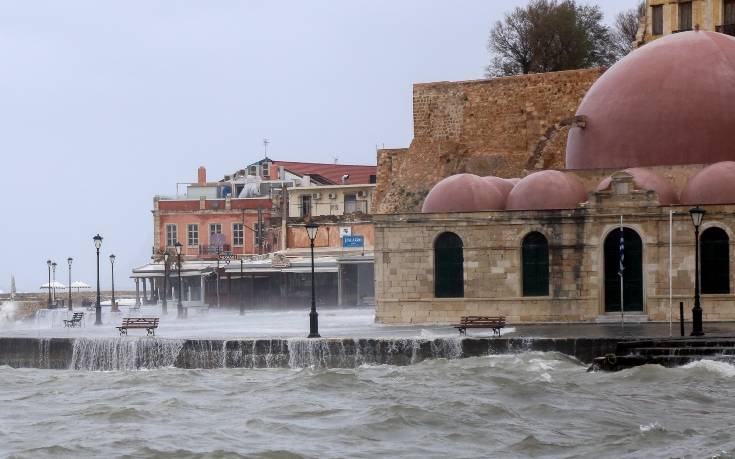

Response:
(263, 138), (270, 159)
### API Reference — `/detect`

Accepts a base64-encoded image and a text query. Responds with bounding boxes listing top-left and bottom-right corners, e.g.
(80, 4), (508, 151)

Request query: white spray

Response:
(0, 301), (18, 328)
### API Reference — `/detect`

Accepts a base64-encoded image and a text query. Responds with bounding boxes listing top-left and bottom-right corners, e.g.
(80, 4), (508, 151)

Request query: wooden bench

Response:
(453, 316), (506, 336)
(116, 317), (159, 336)
(63, 312), (84, 328)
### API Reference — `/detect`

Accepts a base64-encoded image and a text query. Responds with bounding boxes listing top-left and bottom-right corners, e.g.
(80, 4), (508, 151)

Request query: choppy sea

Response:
(2, 352), (735, 459)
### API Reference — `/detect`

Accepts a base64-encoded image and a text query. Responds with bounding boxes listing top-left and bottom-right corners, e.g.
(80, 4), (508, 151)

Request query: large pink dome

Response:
(681, 162), (735, 205)
(597, 168), (678, 205)
(422, 174), (506, 213)
(506, 170), (587, 211)
(566, 31), (735, 170)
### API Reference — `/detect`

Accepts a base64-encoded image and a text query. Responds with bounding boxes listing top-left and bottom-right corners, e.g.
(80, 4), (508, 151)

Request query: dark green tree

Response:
(486, 0), (617, 77)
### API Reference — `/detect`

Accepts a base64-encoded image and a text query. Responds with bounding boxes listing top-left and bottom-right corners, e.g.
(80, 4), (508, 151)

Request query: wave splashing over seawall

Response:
(70, 337), (184, 371)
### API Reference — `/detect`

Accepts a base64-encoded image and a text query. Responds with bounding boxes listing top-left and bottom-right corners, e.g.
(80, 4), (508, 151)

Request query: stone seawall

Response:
(0, 336), (622, 370)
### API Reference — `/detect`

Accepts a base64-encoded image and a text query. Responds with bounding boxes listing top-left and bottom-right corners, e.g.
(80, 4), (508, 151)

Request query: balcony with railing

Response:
(716, 24), (735, 36)
(290, 200), (370, 218)
(156, 197), (272, 212)
(198, 244), (232, 257)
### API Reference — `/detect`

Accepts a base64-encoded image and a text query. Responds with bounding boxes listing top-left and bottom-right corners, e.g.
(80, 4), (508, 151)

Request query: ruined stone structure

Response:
(375, 31), (735, 325)
(373, 68), (603, 214)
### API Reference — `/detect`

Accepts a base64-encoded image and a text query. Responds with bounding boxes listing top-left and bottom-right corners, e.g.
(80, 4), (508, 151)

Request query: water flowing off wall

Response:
(0, 336), (621, 370)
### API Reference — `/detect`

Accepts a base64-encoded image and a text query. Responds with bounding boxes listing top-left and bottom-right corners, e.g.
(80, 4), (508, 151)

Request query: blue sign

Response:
(342, 235), (364, 248)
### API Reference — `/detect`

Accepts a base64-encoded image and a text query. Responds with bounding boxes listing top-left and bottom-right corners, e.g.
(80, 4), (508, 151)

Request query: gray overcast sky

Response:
(1, 1), (637, 292)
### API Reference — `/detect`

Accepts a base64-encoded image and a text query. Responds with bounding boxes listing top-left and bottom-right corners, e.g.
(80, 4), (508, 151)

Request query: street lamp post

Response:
(51, 262), (57, 306)
(215, 248), (232, 309)
(239, 258), (245, 316)
(216, 248), (221, 309)
(305, 222), (320, 338)
(46, 260), (52, 307)
(690, 206), (706, 337)
(109, 254), (116, 312)
(67, 258), (73, 311)
(162, 251), (170, 315)
(175, 242), (184, 319)
(93, 234), (103, 325)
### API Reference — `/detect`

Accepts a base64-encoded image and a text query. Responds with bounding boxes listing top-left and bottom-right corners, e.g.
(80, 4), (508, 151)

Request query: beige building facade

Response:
(374, 31), (735, 325)
(642, 0), (735, 41)
(375, 171), (735, 324)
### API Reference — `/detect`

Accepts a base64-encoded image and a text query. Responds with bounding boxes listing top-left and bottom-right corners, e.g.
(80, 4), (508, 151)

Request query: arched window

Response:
(434, 232), (464, 298)
(701, 227), (730, 294)
(522, 232), (550, 297)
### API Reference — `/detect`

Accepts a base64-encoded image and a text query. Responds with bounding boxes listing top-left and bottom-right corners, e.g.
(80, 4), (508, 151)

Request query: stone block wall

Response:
(375, 195), (735, 325)
(373, 68), (604, 214)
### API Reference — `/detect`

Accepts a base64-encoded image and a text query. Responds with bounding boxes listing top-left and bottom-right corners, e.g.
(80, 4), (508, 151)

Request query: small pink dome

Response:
(482, 176), (515, 198)
(506, 171), (587, 211)
(681, 162), (735, 205)
(597, 168), (678, 205)
(422, 174), (506, 213)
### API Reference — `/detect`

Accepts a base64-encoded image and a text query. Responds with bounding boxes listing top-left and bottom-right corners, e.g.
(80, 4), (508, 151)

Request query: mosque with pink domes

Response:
(374, 30), (735, 325)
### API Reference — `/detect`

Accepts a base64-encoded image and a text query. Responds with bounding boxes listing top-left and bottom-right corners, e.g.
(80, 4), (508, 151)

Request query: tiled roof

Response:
(271, 160), (376, 185)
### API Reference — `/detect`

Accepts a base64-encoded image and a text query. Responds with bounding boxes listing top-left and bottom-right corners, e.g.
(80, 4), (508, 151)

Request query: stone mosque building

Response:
(374, 31), (735, 325)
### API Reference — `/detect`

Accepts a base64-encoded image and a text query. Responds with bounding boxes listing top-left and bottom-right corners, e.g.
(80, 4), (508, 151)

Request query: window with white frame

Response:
(209, 223), (222, 237)
(166, 224), (177, 247)
(187, 224), (199, 247)
(233, 223), (244, 246)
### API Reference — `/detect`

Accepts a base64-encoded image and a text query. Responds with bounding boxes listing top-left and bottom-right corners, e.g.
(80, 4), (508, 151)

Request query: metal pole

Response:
(68, 259), (73, 311)
(216, 255), (221, 309)
(162, 262), (168, 315)
(308, 237), (320, 338)
(691, 224), (704, 336)
(680, 301), (685, 337)
(111, 260), (115, 309)
(239, 258), (244, 315)
(177, 254), (183, 319)
(257, 207), (263, 255)
(669, 210), (673, 337)
(47, 262), (52, 307)
(620, 217), (624, 331)
(95, 247), (102, 325)
(52, 263), (56, 305)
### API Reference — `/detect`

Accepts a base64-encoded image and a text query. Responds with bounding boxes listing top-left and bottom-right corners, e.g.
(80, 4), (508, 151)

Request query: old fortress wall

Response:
(373, 68), (604, 213)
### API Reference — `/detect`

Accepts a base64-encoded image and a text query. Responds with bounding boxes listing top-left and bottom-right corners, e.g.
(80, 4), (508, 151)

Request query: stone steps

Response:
(591, 336), (735, 371)
(595, 314), (649, 324)
(590, 354), (735, 371)
(631, 347), (735, 356)
(617, 339), (735, 351)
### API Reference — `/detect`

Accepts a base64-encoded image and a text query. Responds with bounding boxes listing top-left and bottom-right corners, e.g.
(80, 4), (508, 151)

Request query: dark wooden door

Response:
(435, 233), (464, 298)
(604, 228), (643, 312)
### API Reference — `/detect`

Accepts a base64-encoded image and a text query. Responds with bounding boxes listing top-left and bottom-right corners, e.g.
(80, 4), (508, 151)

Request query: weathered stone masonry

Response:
(373, 68), (603, 214)
(375, 176), (735, 325)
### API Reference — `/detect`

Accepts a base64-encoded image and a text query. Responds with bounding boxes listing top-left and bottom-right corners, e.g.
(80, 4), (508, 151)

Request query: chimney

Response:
(197, 166), (207, 185)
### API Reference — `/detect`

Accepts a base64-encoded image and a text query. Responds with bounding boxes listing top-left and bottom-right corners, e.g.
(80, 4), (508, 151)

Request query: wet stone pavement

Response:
(503, 321), (735, 339)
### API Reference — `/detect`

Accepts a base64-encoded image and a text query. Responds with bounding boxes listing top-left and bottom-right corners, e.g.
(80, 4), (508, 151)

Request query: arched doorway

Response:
(604, 228), (643, 312)
(434, 232), (464, 298)
(701, 227), (730, 294)
(522, 232), (549, 297)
